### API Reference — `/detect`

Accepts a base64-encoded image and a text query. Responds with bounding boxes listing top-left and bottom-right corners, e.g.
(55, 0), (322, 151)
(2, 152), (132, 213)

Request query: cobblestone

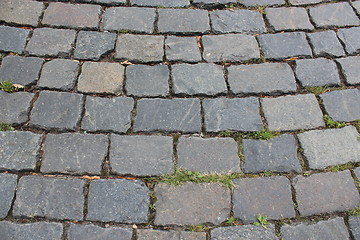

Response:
(165, 36), (202, 62)
(353, 1), (360, 14)
(307, 31), (345, 57)
(0, 0), (43, 27)
(241, 0), (284, 7)
(68, 224), (133, 240)
(0, 91), (34, 124)
(137, 229), (207, 240)
(337, 27), (360, 55)
(289, 0), (323, 5)
(211, 225), (278, 240)
(83, 0), (126, 4)
(131, 0), (190, 7)
(349, 216), (360, 240)
(336, 56), (360, 85)
(266, 7), (314, 31)
(0, 173), (17, 218)
(355, 167), (360, 180)
(0, 26), (30, 54)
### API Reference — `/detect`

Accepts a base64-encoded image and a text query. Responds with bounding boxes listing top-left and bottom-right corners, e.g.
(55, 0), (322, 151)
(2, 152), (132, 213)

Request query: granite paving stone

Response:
(87, 179), (150, 223)
(353, 1), (360, 14)
(180, 231), (207, 240)
(0, 91), (34, 124)
(154, 182), (230, 225)
(228, 62), (297, 94)
(126, 65), (169, 97)
(30, 91), (83, 130)
(210, 9), (266, 34)
(82, 96), (134, 133)
(177, 137), (241, 173)
(110, 135), (173, 176)
(336, 56), (360, 85)
(261, 94), (324, 131)
(0, 55), (43, 86)
(0, 131), (41, 171)
(266, 7), (314, 31)
(210, 225), (278, 240)
(349, 216), (360, 240)
(0, 26), (30, 54)
(202, 34), (260, 62)
(81, 0), (127, 4)
(295, 58), (341, 87)
(25, 28), (76, 57)
(289, 0), (323, 5)
(131, 0), (190, 7)
(192, 0), (233, 4)
(137, 229), (207, 240)
(78, 62), (124, 94)
(293, 171), (359, 217)
(281, 217), (351, 240)
(172, 63), (227, 96)
(298, 126), (360, 169)
(355, 167), (360, 180)
(337, 27), (360, 55)
(240, 0), (284, 6)
(165, 36), (202, 62)
(233, 176), (295, 223)
(257, 32), (312, 60)
(243, 134), (301, 173)
(14, 175), (85, 220)
(0, 0), (44, 27)
(68, 224), (133, 240)
(203, 97), (263, 132)
(0, 173), (17, 218)
(134, 98), (201, 133)
(307, 31), (345, 57)
(74, 31), (116, 60)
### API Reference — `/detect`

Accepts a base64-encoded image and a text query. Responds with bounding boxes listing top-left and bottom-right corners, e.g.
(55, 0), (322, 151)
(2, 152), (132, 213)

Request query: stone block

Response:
(0, 173), (17, 218)
(307, 31), (345, 57)
(75, 31), (116, 60)
(211, 225), (278, 240)
(337, 27), (360, 55)
(336, 56), (360, 85)
(165, 36), (202, 62)
(0, 222), (63, 240)
(266, 7), (314, 31)
(68, 224), (133, 240)
(0, 0), (43, 26)
(0, 26), (30, 53)
(0, 91), (34, 124)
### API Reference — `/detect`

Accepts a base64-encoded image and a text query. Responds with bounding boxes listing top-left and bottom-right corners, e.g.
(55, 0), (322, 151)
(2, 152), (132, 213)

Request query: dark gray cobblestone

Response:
(336, 56), (360, 85)
(241, 0), (284, 7)
(0, 173), (17, 219)
(266, 7), (314, 31)
(211, 225), (277, 240)
(165, 36), (202, 63)
(0, 91), (34, 124)
(307, 30), (345, 57)
(131, 0), (190, 7)
(0, 26), (30, 54)
(68, 223), (133, 240)
(0, 0), (44, 27)
(337, 27), (360, 55)
(353, 1), (360, 14)
(137, 229), (207, 240)
(289, 0), (324, 5)
(349, 216), (360, 240)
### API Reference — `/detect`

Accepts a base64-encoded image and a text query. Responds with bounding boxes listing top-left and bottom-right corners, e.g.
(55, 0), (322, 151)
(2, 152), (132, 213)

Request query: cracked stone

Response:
(337, 27), (360, 55)
(307, 31), (345, 57)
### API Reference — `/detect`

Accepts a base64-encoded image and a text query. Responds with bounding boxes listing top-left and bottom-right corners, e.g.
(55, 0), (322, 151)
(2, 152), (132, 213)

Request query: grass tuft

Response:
(0, 80), (16, 93)
(323, 115), (346, 128)
(219, 130), (279, 141)
(186, 224), (210, 232)
(253, 214), (269, 228)
(348, 206), (360, 216)
(0, 122), (14, 131)
(326, 162), (355, 172)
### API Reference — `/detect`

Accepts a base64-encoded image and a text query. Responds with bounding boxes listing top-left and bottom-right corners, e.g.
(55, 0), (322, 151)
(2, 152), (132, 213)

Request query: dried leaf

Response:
(20, 27), (32, 30)
(120, 60), (134, 65)
(132, 224), (138, 229)
(196, 36), (202, 48)
(83, 175), (101, 180)
(117, 176), (137, 180)
(285, 57), (299, 61)
(13, 84), (24, 90)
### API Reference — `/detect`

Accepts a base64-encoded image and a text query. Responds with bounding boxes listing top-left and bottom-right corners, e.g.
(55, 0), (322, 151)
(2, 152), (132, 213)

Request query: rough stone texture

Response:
(241, 0), (284, 6)
(203, 97), (263, 132)
(0, 26), (30, 53)
(243, 134), (301, 173)
(25, 28), (76, 57)
(103, 7), (155, 33)
(137, 229), (207, 240)
(87, 179), (150, 223)
(0, 91), (34, 124)
(14, 175), (85, 220)
(192, 0), (232, 4)
(158, 9), (210, 34)
(165, 36), (202, 62)
(154, 183), (230, 225)
(289, 0), (323, 5)
(228, 63), (297, 94)
(349, 216), (360, 240)
(78, 62), (124, 94)
(131, 0), (190, 7)
(43, 2), (101, 29)
(233, 176), (295, 223)
(115, 34), (164, 63)
(295, 58), (341, 87)
(211, 225), (278, 240)
(0, 55), (43, 86)
(307, 31), (345, 57)
(134, 98), (201, 133)
(258, 32), (312, 59)
(126, 65), (169, 97)
(177, 137), (241, 174)
(0, 131), (41, 171)
(82, 96), (133, 133)
(180, 231), (207, 240)
(82, 0), (127, 4)
(0, 0), (43, 26)
(75, 31), (116, 60)
(210, 9), (266, 34)
(38, 59), (79, 91)
(261, 94), (324, 131)
(0, 173), (17, 218)
(336, 56), (360, 85)
(110, 135), (173, 176)
(202, 34), (260, 62)
(0, 221), (63, 240)
(30, 91), (83, 130)
(293, 171), (359, 217)
(337, 27), (360, 55)
(353, 1), (360, 14)
(298, 126), (360, 169)
(309, 2), (360, 28)
(266, 7), (314, 31)
(281, 217), (351, 240)
(355, 167), (360, 180)
(42, 133), (108, 174)
(68, 224), (133, 240)
(172, 63), (227, 96)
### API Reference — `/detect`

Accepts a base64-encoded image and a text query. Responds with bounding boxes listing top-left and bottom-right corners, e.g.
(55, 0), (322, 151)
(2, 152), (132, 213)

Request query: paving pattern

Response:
(0, 0), (360, 239)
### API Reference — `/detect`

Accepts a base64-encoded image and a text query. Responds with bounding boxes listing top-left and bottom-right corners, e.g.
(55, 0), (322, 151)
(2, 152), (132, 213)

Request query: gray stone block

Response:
(87, 179), (149, 223)
(68, 224), (133, 240)
(81, 0), (127, 4)
(337, 27), (360, 55)
(0, 131), (41, 171)
(131, 0), (190, 7)
(211, 225), (278, 240)
(154, 182), (230, 225)
(14, 175), (85, 220)
(0, 91), (34, 124)
(165, 36), (202, 62)
(293, 171), (359, 217)
(261, 94), (324, 131)
(192, 0), (232, 4)
(110, 135), (173, 176)
(172, 63), (227, 96)
(82, 96), (133, 133)
(240, 0), (284, 7)
(336, 56), (360, 85)
(298, 126), (360, 169)
(0, 173), (17, 218)
(349, 216), (360, 240)
(228, 62), (297, 94)
(0, 0), (43, 26)
(180, 231), (207, 240)
(0, 26), (30, 53)
(266, 7), (314, 31)
(307, 31), (345, 57)
(75, 31), (116, 60)
(289, 0), (323, 5)
(233, 176), (295, 223)
(353, 1), (360, 14)
(134, 98), (201, 133)
(137, 229), (207, 240)
(355, 167), (360, 180)
(203, 97), (263, 132)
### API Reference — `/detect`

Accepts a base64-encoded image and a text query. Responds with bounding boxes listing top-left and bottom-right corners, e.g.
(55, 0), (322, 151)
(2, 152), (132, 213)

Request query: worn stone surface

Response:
(353, 1), (360, 14)
(0, 26), (30, 53)
(307, 31), (345, 57)
(293, 171), (359, 217)
(68, 224), (133, 240)
(131, 0), (190, 7)
(110, 135), (173, 176)
(241, 0), (284, 6)
(0, 91), (34, 124)
(82, 0), (127, 4)
(202, 34), (260, 62)
(355, 167), (360, 180)
(14, 175), (85, 220)
(298, 126), (360, 169)
(337, 27), (360, 55)
(203, 97), (263, 132)
(87, 179), (149, 223)
(233, 176), (295, 223)
(261, 94), (324, 131)
(180, 231), (207, 240)
(211, 225), (278, 240)
(137, 229), (207, 240)
(165, 36), (202, 62)
(0, 0), (43, 26)
(349, 216), (360, 240)
(336, 56), (360, 85)
(82, 96), (133, 133)
(266, 7), (314, 31)
(0, 173), (17, 218)
(192, 0), (232, 4)
(134, 98), (201, 133)
(75, 31), (116, 60)
(289, 0), (323, 5)
(154, 183), (230, 225)
(0, 131), (41, 171)
(228, 62), (297, 94)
